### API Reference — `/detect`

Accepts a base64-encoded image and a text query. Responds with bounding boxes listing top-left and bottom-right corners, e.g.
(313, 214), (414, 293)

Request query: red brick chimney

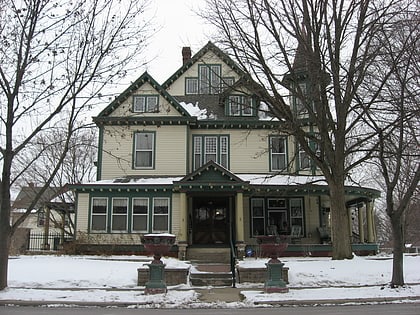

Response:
(182, 47), (191, 65)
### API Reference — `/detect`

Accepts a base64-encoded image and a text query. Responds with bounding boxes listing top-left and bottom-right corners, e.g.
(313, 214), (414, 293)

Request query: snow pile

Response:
(180, 102), (208, 120)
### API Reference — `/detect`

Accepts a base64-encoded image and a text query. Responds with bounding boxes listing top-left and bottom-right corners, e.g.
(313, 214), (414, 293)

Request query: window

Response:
(298, 138), (321, 170)
(290, 198), (304, 237)
(221, 77), (234, 91)
(91, 197), (107, 231)
(132, 198), (148, 232)
(134, 132), (155, 168)
(186, 78), (198, 94)
(152, 198), (169, 232)
(251, 198), (265, 237)
(111, 198), (128, 232)
(270, 137), (287, 171)
(133, 95), (158, 113)
(227, 95), (254, 116)
(294, 83), (307, 115)
(199, 65), (221, 94)
(193, 135), (229, 170)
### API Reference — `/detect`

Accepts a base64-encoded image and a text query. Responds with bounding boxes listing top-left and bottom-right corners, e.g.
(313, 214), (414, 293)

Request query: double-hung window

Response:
(193, 135), (229, 170)
(186, 78), (198, 94)
(299, 143), (311, 169)
(251, 198), (265, 237)
(132, 198), (148, 232)
(199, 65), (221, 94)
(133, 95), (158, 113)
(270, 137), (287, 171)
(111, 198), (128, 232)
(134, 132), (155, 169)
(91, 197), (108, 232)
(227, 95), (254, 116)
(152, 198), (169, 232)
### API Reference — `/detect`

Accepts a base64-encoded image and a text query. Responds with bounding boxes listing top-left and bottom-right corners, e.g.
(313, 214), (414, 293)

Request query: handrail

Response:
(229, 208), (236, 288)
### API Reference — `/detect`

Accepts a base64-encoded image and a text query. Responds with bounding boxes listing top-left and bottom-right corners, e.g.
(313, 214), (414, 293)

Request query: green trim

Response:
(94, 116), (194, 126)
(132, 131), (156, 170)
(191, 135), (230, 170)
(96, 126), (104, 181)
(96, 72), (191, 119)
(225, 94), (257, 117)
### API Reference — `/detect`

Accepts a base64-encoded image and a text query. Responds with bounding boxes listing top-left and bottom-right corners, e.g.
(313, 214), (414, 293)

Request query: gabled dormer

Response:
(94, 72), (193, 126)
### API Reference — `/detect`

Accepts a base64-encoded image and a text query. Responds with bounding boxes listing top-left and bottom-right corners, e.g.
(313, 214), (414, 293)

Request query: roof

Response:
(161, 41), (245, 89)
(12, 186), (62, 210)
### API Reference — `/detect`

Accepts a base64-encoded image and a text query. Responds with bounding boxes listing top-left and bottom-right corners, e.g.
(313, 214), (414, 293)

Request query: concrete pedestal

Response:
(145, 263), (167, 294)
(264, 259), (289, 293)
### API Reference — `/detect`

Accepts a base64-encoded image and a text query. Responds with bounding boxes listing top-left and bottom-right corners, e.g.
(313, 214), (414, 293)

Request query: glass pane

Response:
(154, 198), (168, 214)
(133, 198), (148, 214)
(112, 198), (127, 214)
(92, 198), (107, 214)
(136, 133), (153, 150)
(136, 151), (152, 167)
(133, 96), (145, 112)
(146, 96), (158, 112)
(92, 216), (106, 231)
(112, 215), (127, 231)
(199, 66), (209, 94)
(153, 216), (168, 231)
(271, 137), (286, 153)
(132, 215), (148, 231)
(252, 218), (265, 236)
(272, 155), (285, 170)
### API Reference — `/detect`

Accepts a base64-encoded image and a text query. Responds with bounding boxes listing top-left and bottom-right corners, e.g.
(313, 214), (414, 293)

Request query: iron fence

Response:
(28, 232), (73, 251)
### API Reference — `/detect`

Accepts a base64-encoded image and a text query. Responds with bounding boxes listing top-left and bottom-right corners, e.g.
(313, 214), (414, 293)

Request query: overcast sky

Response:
(144, 0), (212, 82)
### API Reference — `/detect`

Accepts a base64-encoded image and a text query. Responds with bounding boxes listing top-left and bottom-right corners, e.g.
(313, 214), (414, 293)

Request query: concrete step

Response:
(190, 263), (234, 287)
(187, 247), (231, 264)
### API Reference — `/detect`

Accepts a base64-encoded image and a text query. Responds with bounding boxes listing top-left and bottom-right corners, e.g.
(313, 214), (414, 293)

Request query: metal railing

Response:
(28, 232), (72, 251)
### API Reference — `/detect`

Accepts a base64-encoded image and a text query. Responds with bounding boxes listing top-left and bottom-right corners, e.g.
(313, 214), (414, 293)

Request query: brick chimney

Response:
(182, 47), (191, 65)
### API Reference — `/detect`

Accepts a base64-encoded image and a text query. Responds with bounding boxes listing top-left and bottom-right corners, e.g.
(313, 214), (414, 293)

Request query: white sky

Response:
(143, 0), (213, 83)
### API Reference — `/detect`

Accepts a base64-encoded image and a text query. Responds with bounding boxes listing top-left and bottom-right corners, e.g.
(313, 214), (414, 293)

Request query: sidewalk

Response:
(1, 285), (419, 308)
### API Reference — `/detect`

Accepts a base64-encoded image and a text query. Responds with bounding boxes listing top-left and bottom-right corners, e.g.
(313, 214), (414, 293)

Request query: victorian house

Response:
(71, 42), (379, 260)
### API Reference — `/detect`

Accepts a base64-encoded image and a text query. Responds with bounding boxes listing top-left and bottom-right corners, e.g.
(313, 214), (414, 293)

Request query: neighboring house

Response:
(11, 184), (75, 251)
(71, 42), (380, 259)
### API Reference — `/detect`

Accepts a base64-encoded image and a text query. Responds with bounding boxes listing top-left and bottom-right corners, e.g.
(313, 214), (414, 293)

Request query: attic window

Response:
(133, 95), (158, 113)
(227, 95), (255, 116)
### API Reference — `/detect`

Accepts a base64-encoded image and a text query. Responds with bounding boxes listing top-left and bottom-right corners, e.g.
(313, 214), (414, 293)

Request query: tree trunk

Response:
(0, 223), (11, 290)
(329, 183), (353, 260)
(390, 214), (405, 287)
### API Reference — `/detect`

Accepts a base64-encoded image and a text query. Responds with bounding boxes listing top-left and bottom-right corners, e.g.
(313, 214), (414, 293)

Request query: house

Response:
(70, 42), (380, 260)
(11, 184), (75, 252)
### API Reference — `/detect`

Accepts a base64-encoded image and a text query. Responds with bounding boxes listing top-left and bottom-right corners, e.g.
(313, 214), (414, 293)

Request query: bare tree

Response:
(0, 0), (153, 290)
(364, 4), (420, 286)
(201, 0), (407, 259)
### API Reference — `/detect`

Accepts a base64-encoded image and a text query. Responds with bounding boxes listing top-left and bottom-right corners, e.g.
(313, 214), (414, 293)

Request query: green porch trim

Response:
(93, 116), (194, 126)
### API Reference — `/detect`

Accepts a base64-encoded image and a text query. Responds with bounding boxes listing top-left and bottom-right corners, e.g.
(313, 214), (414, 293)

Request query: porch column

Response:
(358, 206), (365, 243)
(178, 192), (187, 242)
(235, 192), (246, 259)
(366, 201), (375, 243)
(235, 192), (244, 242)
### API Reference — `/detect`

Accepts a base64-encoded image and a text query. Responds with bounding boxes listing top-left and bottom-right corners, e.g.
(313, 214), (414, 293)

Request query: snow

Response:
(1, 254), (419, 308)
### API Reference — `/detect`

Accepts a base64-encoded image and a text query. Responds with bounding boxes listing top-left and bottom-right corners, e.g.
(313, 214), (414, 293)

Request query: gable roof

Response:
(161, 41), (245, 89)
(95, 72), (192, 119)
(12, 186), (62, 210)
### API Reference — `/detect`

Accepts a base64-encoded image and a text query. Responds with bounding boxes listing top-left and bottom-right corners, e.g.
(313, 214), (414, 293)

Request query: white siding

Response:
(76, 193), (90, 233)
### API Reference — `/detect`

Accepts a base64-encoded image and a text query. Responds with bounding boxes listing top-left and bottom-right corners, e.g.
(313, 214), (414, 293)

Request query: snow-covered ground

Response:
(0, 254), (419, 308)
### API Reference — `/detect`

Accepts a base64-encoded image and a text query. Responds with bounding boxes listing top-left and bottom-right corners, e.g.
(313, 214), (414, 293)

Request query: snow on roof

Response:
(179, 102), (208, 120)
(238, 174), (327, 186)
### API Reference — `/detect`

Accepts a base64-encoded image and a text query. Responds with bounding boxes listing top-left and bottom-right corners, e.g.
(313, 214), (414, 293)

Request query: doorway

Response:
(191, 196), (230, 245)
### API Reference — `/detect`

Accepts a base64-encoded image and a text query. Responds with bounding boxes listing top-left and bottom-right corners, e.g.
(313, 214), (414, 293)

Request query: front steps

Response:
(187, 247), (235, 286)
(190, 263), (235, 286)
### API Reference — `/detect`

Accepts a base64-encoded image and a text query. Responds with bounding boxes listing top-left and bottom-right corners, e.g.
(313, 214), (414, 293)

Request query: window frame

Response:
(192, 135), (230, 170)
(90, 197), (108, 232)
(269, 136), (288, 172)
(111, 197), (128, 232)
(133, 131), (155, 169)
(152, 197), (170, 233)
(227, 95), (255, 117)
(198, 64), (222, 94)
(132, 197), (149, 233)
(133, 95), (159, 113)
(185, 77), (198, 95)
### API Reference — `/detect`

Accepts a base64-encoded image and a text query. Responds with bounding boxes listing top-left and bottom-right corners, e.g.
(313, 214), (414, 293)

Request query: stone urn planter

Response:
(256, 235), (288, 262)
(256, 235), (289, 293)
(141, 233), (176, 264)
(140, 233), (176, 294)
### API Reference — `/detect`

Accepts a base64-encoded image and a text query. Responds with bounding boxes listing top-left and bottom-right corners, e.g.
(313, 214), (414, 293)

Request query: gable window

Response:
(111, 198), (128, 232)
(186, 78), (198, 94)
(152, 198), (169, 232)
(227, 95), (254, 116)
(199, 64), (221, 94)
(193, 135), (229, 170)
(270, 136), (287, 171)
(134, 132), (155, 169)
(133, 95), (158, 113)
(132, 198), (148, 232)
(91, 197), (108, 232)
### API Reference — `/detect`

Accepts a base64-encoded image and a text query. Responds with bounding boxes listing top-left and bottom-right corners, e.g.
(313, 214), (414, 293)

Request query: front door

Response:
(192, 196), (230, 245)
